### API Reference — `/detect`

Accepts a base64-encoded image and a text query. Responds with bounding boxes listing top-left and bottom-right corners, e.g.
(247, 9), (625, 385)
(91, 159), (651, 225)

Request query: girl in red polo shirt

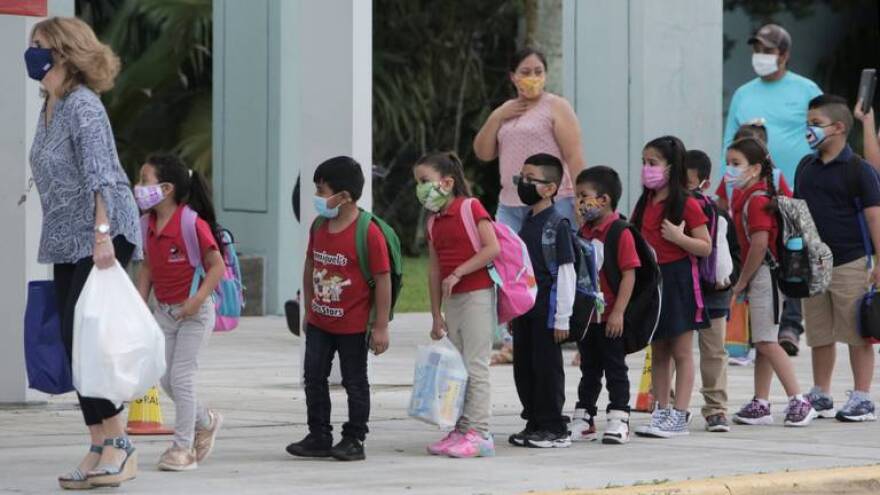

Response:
(630, 136), (713, 439)
(726, 138), (816, 427)
(413, 152), (500, 458)
(134, 154), (226, 471)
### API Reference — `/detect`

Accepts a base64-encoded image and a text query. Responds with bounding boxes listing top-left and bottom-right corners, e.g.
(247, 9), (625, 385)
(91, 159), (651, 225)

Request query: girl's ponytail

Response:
(187, 170), (224, 250)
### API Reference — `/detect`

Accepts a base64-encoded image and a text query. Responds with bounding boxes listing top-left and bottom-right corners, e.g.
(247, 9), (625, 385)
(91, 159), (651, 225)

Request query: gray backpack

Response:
(743, 192), (833, 298)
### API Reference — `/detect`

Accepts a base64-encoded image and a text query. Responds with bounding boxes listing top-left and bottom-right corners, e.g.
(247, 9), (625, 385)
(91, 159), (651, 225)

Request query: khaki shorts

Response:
(804, 257), (872, 347)
(747, 265), (780, 343)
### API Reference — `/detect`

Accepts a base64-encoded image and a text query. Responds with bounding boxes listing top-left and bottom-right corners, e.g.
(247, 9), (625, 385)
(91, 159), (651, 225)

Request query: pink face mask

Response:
(641, 165), (668, 190)
(134, 184), (165, 211)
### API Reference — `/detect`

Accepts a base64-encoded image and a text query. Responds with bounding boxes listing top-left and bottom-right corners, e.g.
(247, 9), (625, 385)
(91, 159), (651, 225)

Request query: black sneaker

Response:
(778, 328), (799, 357)
(508, 428), (531, 447)
(286, 433), (332, 458)
(330, 436), (366, 461)
(524, 430), (572, 449)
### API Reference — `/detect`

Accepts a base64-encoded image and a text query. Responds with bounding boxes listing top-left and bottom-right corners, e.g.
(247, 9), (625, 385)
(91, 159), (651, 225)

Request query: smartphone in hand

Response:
(858, 68), (877, 114)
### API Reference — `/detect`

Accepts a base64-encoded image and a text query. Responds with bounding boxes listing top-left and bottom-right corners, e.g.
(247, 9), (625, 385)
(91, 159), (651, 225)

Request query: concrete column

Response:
(564, 0), (722, 210)
(213, 0), (372, 316)
(0, 0), (73, 404)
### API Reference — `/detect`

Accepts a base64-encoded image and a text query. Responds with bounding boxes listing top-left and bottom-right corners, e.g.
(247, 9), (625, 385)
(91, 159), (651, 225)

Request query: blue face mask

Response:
(313, 195), (340, 219)
(806, 124), (830, 150)
(24, 47), (53, 81)
(724, 166), (753, 190)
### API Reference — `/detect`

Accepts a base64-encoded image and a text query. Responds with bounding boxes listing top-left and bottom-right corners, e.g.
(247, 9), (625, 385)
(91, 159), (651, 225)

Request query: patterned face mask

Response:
(416, 182), (452, 212)
(134, 184), (166, 211)
(516, 75), (545, 99)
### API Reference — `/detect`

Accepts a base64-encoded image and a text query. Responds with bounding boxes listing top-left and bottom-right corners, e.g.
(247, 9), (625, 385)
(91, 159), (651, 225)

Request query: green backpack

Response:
(311, 209), (403, 324)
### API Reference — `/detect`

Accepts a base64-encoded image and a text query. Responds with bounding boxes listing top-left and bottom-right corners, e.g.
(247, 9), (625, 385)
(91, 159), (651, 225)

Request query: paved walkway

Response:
(2, 314), (879, 494)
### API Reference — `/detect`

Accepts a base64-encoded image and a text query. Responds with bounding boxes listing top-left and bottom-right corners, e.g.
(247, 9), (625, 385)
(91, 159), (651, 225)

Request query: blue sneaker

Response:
(806, 387), (836, 419)
(835, 391), (877, 423)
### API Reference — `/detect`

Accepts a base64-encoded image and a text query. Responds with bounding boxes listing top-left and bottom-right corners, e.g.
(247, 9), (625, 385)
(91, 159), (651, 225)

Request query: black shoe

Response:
(524, 430), (572, 449)
(286, 433), (332, 458)
(330, 436), (365, 461)
(508, 428), (532, 447)
(778, 328), (799, 356)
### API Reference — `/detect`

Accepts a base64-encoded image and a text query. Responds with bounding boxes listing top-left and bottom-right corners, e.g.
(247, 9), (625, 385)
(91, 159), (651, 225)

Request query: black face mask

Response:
(517, 180), (542, 206)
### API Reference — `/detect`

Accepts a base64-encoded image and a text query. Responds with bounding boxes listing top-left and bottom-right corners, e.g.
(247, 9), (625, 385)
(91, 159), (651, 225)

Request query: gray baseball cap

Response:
(748, 24), (791, 52)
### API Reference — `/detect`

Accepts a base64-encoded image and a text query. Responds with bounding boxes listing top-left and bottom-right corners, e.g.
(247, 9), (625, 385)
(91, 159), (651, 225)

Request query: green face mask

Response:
(416, 181), (451, 212)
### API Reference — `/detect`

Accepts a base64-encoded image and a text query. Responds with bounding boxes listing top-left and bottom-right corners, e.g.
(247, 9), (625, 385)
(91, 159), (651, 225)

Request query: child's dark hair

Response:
(313, 156), (365, 201)
(808, 94), (854, 134)
(576, 166), (622, 209)
(145, 152), (223, 249)
(525, 153), (563, 196)
(727, 137), (779, 213)
(734, 121), (769, 145)
(631, 136), (688, 228)
(415, 151), (471, 197)
(510, 47), (547, 72)
(684, 149), (712, 182)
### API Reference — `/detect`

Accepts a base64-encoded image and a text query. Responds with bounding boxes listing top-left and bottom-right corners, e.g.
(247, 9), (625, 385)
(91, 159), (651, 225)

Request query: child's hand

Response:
(430, 317), (447, 340)
(854, 99), (874, 122)
(370, 326), (390, 355)
(661, 219), (686, 244)
(606, 310), (624, 338)
(554, 329), (569, 344)
(871, 265), (880, 288)
(174, 297), (202, 321)
(441, 273), (461, 299)
(731, 282), (747, 301)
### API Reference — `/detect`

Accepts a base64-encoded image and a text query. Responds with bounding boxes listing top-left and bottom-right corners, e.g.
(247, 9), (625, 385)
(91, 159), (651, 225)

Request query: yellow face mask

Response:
(516, 75), (545, 99)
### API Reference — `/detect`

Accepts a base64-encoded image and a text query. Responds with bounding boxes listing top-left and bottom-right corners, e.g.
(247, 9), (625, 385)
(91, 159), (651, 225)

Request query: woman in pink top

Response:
(473, 48), (587, 231)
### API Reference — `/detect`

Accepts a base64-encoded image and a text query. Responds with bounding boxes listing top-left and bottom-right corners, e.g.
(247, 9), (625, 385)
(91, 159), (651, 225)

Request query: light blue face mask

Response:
(313, 195), (340, 218)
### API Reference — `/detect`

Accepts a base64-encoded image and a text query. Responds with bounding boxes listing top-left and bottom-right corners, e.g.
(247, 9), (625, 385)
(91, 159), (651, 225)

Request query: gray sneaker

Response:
(705, 413), (730, 432)
(639, 409), (689, 438)
(806, 387), (836, 419)
(835, 391), (877, 423)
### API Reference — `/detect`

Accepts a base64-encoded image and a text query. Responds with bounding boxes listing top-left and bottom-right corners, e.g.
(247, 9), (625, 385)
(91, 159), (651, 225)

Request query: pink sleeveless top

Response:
(496, 93), (574, 207)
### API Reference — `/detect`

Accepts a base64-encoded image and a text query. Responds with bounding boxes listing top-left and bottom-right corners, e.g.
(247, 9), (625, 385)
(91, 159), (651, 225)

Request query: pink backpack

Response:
(428, 198), (536, 324)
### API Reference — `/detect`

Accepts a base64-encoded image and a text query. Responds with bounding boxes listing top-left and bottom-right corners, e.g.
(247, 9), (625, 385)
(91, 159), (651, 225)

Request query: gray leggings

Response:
(156, 299), (214, 448)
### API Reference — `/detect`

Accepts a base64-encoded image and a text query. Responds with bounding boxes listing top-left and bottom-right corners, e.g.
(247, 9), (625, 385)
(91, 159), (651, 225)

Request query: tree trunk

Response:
(523, 0), (563, 95)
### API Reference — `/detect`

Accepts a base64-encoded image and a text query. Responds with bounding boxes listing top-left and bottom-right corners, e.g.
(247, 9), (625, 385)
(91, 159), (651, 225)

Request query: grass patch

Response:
(398, 256), (430, 313)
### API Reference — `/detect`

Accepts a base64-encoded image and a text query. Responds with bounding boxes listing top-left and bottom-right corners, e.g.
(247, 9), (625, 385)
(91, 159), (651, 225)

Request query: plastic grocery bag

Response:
(407, 338), (468, 428)
(72, 262), (166, 406)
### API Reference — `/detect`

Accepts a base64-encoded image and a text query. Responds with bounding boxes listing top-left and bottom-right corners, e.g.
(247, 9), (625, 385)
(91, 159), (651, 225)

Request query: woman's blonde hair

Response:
(31, 17), (120, 96)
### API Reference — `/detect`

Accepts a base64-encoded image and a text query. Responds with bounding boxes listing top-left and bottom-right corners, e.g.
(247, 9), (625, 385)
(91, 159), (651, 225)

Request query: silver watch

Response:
(95, 223), (111, 235)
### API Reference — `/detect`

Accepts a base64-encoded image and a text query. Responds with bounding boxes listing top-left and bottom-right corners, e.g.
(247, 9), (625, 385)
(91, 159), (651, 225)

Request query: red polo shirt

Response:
(145, 206), (219, 304)
(307, 217), (390, 334)
(638, 195), (708, 264)
(580, 212), (641, 317)
(732, 182), (788, 260)
(427, 197), (494, 294)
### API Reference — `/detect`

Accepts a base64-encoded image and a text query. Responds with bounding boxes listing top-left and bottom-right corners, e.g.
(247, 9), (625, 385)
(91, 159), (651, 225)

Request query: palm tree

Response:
(77, 0), (212, 179)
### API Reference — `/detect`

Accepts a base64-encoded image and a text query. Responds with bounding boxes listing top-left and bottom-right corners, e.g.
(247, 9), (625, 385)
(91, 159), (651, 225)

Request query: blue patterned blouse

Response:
(29, 85), (142, 264)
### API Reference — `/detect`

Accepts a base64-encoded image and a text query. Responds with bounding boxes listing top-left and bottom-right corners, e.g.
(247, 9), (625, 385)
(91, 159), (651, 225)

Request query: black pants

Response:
(512, 311), (566, 434)
(576, 323), (631, 417)
(304, 324), (370, 441)
(54, 236), (135, 426)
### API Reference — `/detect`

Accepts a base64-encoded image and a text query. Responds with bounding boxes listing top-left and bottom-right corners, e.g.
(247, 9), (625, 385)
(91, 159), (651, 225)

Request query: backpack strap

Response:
(848, 154), (876, 269)
(603, 220), (628, 294)
(180, 205), (203, 269)
(355, 210), (375, 287)
(458, 198), (483, 253)
(742, 190), (778, 269)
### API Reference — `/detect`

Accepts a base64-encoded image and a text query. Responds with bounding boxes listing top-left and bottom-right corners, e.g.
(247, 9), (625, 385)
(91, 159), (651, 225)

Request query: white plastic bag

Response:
(715, 215), (734, 287)
(72, 261), (166, 406)
(408, 338), (468, 428)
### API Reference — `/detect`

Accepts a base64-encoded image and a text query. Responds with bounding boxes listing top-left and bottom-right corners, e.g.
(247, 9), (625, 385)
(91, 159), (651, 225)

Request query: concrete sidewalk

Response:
(1, 313), (879, 495)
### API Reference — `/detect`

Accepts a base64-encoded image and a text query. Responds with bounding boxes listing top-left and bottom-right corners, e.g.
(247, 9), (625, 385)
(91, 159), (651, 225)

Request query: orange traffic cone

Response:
(633, 348), (655, 413)
(126, 387), (174, 435)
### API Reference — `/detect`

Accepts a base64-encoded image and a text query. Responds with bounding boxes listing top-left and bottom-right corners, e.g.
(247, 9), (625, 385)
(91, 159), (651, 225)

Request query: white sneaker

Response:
(602, 410), (630, 445)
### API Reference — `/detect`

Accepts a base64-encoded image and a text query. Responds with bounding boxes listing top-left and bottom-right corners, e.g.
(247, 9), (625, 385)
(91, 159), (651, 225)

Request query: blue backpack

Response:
(541, 213), (603, 342)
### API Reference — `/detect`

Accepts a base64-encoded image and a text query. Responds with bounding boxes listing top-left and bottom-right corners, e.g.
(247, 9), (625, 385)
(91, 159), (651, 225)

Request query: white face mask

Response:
(752, 53), (779, 77)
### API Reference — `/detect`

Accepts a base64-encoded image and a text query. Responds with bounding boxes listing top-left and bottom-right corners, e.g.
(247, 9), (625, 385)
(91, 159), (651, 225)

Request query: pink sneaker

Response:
(426, 431), (463, 456)
(446, 430), (495, 458)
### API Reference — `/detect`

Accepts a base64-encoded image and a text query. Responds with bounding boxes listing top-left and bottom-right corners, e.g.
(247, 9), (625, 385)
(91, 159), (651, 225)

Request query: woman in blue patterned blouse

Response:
(27, 17), (142, 489)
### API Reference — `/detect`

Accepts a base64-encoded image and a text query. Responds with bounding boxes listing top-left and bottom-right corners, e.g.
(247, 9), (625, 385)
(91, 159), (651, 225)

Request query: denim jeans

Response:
(304, 324), (370, 440)
(780, 297), (804, 336)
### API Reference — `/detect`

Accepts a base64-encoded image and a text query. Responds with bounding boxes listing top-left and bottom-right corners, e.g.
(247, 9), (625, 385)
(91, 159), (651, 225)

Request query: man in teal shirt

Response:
(721, 24), (822, 356)
(722, 24), (822, 181)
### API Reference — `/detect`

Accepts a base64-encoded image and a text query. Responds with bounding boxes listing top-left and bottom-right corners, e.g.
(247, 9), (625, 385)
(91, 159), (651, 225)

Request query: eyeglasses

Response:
(513, 175), (553, 186)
